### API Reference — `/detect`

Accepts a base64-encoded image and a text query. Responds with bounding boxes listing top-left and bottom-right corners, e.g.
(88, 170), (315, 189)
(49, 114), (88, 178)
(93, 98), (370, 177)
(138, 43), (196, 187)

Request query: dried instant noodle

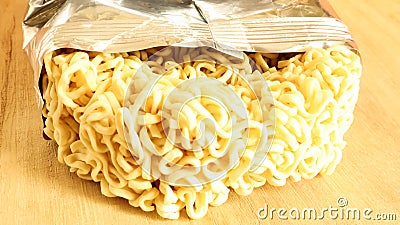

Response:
(41, 46), (361, 219)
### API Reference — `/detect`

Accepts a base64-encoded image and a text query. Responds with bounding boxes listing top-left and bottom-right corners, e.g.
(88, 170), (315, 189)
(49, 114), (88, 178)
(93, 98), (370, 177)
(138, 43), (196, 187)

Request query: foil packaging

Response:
(23, 0), (357, 109)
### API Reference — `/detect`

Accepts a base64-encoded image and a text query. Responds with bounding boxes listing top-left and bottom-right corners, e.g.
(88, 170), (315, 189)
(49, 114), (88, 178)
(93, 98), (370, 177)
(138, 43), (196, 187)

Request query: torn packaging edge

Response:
(22, 0), (359, 137)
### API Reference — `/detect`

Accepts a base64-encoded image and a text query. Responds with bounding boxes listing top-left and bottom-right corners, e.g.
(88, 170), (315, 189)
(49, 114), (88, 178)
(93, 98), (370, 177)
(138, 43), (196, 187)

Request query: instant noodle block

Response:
(40, 46), (361, 219)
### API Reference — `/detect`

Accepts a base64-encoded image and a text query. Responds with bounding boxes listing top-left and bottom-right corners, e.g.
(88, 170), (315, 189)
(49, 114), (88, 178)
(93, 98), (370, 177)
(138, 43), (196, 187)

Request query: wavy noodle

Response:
(249, 46), (361, 186)
(41, 46), (361, 219)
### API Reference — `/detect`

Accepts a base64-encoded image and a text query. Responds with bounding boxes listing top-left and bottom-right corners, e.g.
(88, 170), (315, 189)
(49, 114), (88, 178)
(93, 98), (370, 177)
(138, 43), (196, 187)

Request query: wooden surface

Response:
(1, 0), (399, 224)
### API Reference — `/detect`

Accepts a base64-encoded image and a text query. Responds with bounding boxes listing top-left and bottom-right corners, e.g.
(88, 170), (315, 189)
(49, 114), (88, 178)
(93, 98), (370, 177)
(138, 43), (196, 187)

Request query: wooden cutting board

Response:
(1, 0), (399, 224)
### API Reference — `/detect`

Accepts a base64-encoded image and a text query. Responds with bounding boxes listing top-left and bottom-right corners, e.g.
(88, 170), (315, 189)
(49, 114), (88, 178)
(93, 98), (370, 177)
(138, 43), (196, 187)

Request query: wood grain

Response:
(1, 0), (399, 224)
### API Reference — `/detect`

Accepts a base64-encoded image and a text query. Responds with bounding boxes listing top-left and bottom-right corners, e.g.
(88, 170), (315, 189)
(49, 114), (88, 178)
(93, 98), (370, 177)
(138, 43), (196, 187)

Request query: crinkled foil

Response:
(23, 0), (358, 109)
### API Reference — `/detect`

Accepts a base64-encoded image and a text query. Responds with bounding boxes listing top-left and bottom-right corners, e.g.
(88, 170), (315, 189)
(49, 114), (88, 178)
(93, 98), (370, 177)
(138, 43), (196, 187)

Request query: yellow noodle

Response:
(41, 46), (361, 219)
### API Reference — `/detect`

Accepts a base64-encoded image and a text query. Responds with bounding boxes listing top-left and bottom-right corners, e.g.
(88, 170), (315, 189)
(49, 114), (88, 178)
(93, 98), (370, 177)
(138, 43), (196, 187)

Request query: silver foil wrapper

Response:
(23, 0), (357, 109)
